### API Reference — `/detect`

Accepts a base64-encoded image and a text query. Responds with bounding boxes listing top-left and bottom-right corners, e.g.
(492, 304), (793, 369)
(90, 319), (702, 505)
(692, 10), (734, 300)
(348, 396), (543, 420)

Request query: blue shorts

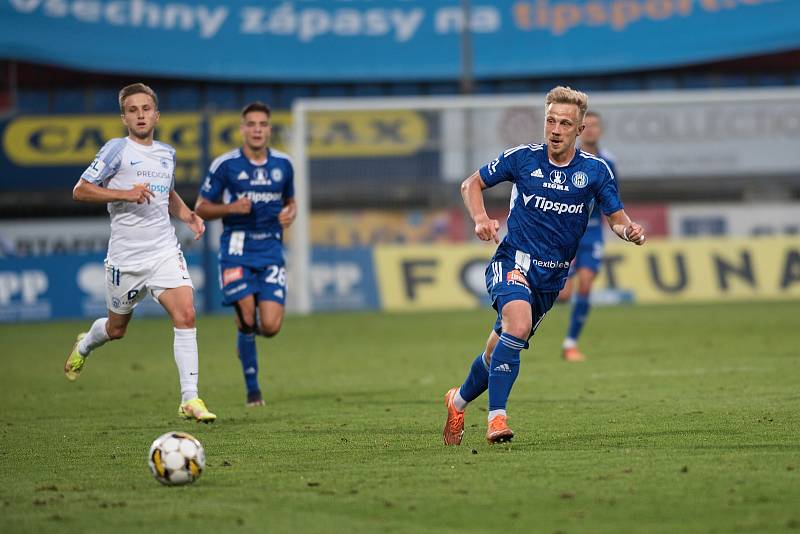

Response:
(571, 238), (604, 274)
(485, 252), (558, 342)
(219, 262), (287, 307)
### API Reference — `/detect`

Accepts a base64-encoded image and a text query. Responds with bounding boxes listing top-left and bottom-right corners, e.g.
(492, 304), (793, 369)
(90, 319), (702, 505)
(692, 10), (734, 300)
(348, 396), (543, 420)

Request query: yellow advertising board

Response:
(2, 110), (428, 181)
(374, 236), (800, 311)
(209, 110), (426, 158)
(2, 113), (204, 183)
(598, 236), (800, 303)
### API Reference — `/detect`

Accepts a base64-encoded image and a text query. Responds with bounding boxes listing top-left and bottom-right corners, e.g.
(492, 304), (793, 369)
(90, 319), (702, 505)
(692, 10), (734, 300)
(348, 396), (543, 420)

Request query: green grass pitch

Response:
(1, 301), (798, 533)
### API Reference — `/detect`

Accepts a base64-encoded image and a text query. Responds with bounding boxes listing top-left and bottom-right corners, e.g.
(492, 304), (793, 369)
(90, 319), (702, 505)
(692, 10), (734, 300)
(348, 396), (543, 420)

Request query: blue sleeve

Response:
(478, 146), (521, 187)
(284, 161), (295, 200)
(81, 138), (124, 185)
(606, 158), (618, 180)
(199, 159), (227, 202)
(595, 162), (624, 216)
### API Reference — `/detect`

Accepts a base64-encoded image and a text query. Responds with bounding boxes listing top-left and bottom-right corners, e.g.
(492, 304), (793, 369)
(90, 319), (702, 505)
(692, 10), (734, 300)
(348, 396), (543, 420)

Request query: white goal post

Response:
(288, 87), (800, 314)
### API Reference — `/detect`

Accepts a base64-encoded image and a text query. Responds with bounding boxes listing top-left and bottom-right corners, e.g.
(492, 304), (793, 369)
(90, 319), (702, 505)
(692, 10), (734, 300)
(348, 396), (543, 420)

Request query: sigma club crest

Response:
(571, 171), (588, 188)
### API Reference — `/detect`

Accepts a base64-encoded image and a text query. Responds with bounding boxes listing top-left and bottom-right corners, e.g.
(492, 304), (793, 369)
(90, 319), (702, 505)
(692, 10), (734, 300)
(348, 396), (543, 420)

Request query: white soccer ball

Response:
(148, 431), (205, 486)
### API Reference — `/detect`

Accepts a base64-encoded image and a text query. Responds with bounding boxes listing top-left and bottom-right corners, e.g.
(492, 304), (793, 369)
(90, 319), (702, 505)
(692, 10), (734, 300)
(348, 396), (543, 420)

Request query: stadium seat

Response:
(353, 84), (384, 97)
(388, 83), (424, 96)
(643, 74), (679, 90)
(681, 73), (715, 89)
(53, 88), (87, 113)
(278, 85), (314, 108)
(166, 85), (201, 111)
(752, 74), (787, 87)
(317, 85), (350, 97)
(242, 86), (278, 109)
(16, 88), (51, 113)
(90, 88), (122, 112)
(496, 80), (536, 94)
(205, 84), (240, 110)
(473, 81), (495, 94)
(570, 78), (606, 92)
(533, 78), (563, 93)
(607, 76), (643, 91)
(427, 82), (459, 95)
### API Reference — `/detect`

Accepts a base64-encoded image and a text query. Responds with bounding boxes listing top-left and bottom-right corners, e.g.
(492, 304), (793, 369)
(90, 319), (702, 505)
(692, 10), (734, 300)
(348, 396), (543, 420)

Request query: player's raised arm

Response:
(73, 178), (153, 204)
(461, 170), (500, 244)
(607, 209), (646, 245)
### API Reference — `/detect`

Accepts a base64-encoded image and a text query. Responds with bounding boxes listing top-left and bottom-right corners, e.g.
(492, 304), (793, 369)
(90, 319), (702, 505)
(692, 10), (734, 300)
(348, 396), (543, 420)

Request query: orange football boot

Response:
(562, 347), (586, 362)
(486, 414), (514, 444)
(443, 387), (465, 445)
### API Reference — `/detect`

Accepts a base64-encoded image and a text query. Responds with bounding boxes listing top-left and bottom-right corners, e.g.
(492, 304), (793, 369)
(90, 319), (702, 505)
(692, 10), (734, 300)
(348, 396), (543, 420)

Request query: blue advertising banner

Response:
(0, 246), (379, 321)
(0, 252), (209, 322)
(1, 1), (798, 81)
(310, 246), (380, 312)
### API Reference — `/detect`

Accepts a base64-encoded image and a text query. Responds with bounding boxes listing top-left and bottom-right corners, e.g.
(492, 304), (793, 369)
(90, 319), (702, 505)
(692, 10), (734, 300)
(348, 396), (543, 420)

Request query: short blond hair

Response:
(118, 83), (158, 112)
(545, 86), (588, 121)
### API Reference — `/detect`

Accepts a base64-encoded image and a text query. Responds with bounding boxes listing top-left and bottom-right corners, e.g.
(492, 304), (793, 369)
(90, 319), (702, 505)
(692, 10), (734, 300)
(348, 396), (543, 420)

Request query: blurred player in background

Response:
(64, 83), (216, 423)
(195, 102), (296, 407)
(443, 87), (645, 445)
(558, 111), (618, 362)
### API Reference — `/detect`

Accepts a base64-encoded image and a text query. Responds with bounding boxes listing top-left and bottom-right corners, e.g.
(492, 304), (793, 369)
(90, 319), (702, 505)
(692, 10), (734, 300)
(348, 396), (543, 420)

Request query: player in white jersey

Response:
(63, 83), (216, 423)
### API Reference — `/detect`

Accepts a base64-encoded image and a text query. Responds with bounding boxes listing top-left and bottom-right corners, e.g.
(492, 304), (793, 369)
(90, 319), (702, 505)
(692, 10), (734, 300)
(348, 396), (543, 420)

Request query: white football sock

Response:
(453, 390), (469, 412)
(488, 409), (507, 421)
(562, 337), (577, 350)
(78, 318), (111, 356)
(173, 327), (199, 402)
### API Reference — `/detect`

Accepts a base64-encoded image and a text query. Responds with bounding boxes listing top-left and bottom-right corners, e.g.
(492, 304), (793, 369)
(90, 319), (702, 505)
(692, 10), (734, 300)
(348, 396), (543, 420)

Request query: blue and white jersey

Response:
(580, 148), (617, 244)
(199, 148), (294, 268)
(479, 143), (623, 290)
(81, 137), (180, 267)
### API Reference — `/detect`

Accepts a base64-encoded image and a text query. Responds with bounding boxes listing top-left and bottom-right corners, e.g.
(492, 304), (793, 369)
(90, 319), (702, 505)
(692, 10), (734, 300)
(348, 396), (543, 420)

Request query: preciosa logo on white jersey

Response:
(524, 194), (584, 214)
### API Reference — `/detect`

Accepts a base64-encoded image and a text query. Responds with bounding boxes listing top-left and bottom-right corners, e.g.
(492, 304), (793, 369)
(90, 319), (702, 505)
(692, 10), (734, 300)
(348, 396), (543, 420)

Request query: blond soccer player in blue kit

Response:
(443, 87), (646, 445)
(64, 83), (216, 423)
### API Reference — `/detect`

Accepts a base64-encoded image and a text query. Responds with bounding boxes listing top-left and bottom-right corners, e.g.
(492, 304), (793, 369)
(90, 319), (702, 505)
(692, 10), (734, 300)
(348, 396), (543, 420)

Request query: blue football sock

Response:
(458, 353), (490, 403)
(488, 333), (526, 412)
(567, 295), (591, 341)
(237, 332), (260, 394)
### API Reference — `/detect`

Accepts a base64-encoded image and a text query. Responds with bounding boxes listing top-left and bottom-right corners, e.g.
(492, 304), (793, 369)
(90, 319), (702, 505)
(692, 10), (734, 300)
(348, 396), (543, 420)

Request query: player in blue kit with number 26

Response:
(195, 101), (296, 407)
(443, 87), (646, 445)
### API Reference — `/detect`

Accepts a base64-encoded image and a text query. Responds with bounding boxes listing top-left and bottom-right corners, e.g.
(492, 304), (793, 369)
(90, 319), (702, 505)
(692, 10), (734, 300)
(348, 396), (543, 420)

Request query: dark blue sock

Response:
(237, 332), (260, 394)
(488, 333), (526, 411)
(567, 295), (591, 341)
(458, 353), (490, 403)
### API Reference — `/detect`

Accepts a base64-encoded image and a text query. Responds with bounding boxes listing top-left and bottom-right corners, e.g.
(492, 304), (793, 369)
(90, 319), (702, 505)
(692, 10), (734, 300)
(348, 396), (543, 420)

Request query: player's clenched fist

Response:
(278, 204), (296, 228)
(624, 222), (646, 245)
(228, 197), (252, 215)
(126, 183), (154, 204)
(474, 215), (500, 244)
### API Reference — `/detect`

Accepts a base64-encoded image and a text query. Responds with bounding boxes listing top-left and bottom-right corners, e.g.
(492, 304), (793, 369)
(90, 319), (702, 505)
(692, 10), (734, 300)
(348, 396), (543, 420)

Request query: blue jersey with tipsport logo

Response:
(479, 143), (623, 290)
(579, 149), (618, 245)
(199, 148), (294, 268)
